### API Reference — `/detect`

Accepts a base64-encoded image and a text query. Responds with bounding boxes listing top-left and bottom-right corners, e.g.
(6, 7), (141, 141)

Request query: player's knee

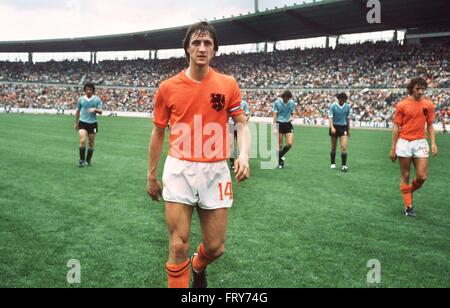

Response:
(417, 175), (427, 182)
(204, 243), (225, 260)
(401, 171), (411, 179)
(170, 238), (190, 258)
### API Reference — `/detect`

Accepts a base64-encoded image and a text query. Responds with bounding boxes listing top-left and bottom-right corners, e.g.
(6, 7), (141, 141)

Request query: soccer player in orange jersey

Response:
(390, 77), (439, 217)
(147, 22), (251, 288)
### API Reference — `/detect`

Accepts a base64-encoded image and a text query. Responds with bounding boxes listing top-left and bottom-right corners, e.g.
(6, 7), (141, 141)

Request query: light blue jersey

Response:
(329, 102), (352, 126)
(241, 100), (250, 116)
(77, 95), (102, 124)
(273, 99), (297, 123)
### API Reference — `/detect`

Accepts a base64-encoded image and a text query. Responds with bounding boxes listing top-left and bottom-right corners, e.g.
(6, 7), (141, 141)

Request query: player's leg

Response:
(278, 133), (285, 168)
(399, 157), (414, 216)
(340, 135), (349, 172)
(330, 135), (338, 169)
(411, 139), (430, 193)
(278, 132), (284, 151)
(412, 158), (428, 193)
(165, 202), (194, 288)
(280, 132), (294, 159)
(86, 132), (96, 165)
(78, 129), (88, 167)
(192, 208), (228, 288)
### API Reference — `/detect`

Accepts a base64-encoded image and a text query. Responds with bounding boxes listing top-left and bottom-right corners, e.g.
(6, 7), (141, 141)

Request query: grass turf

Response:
(0, 113), (449, 288)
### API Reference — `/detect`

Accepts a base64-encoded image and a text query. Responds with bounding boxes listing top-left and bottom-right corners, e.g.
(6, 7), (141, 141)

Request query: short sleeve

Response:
(427, 103), (435, 125)
(272, 100), (279, 113)
(393, 103), (404, 125)
(228, 79), (243, 117)
(328, 104), (334, 118)
(153, 86), (171, 128)
(97, 98), (103, 109)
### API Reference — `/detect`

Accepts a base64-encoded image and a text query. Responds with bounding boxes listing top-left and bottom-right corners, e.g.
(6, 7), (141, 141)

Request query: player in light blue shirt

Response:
(75, 83), (103, 167)
(273, 90), (297, 169)
(229, 99), (251, 169)
(328, 92), (352, 172)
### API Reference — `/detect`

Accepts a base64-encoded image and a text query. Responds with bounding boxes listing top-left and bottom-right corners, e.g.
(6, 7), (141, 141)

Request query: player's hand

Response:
(347, 130), (351, 137)
(331, 127), (336, 135)
(74, 124), (79, 131)
(273, 124), (278, 135)
(147, 178), (163, 202)
(431, 144), (439, 157)
(235, 155), (250, 183)
(87, 108), (97, 113)
(390, 148), (397, 162)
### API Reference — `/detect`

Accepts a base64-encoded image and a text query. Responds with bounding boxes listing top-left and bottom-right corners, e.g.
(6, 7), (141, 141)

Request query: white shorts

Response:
(162, 156), (233, 210)
(396, 138), (430, 158)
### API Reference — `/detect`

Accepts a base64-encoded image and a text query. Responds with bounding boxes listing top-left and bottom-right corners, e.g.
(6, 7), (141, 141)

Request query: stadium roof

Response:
(1, 0), (449, 53)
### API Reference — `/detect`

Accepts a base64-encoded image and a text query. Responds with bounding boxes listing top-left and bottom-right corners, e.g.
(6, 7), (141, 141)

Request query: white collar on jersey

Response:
(83, 95), (95, 101)
(335, 102), (347, 109)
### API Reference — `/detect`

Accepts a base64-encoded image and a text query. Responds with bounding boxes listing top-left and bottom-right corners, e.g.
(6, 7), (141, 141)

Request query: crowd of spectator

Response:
(1, 82), (448, 125)
(1, 41), (448, 89)
(0, 40), (449, 124)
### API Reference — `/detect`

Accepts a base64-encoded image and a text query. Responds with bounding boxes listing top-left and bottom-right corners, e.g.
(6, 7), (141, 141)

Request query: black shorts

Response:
(278, 122), (294, 135)
(79, 121), (98, 134)
(330, 125), (349, 137)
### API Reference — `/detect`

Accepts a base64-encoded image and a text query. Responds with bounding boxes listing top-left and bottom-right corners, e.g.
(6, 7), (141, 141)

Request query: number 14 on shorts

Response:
(218, 182), (233, 201)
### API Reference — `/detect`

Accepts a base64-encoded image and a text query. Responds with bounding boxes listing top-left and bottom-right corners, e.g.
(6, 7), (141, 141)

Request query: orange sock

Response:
(166, 259), (190, 288)
(412, 178), (424, 193)
(400, 184), (413, 209)
(192, 244), (216, 273)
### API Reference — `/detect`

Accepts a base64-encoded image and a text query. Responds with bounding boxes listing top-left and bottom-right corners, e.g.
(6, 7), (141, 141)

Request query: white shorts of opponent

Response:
(396, 138), (430, 158)
(162, 155), (233, 210)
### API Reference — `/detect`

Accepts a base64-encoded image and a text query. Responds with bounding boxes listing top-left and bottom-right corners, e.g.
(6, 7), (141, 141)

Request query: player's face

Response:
(412, 84), (425, 100)
(187, 32), (215, 67)
(84, 87), (94, 98)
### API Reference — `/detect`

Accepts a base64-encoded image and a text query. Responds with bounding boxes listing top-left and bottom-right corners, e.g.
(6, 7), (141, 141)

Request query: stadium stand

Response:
(1, 40), (448, 124)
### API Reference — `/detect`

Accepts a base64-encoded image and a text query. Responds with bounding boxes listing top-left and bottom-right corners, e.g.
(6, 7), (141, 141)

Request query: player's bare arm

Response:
(428, 124), (438, 157)
(329, 116), (336, 135)
(88, 108), (103, 115)
(390, 124), (400, 162)
(147, 126), (165, 201)
(232, 113), (250, 183)
(74, 109), (80, 130)
(273, 112), (278, 134)
(289, 111), (295, 123)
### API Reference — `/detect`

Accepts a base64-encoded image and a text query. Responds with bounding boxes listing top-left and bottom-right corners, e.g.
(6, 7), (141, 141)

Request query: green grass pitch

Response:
(1, 114), (449, 288)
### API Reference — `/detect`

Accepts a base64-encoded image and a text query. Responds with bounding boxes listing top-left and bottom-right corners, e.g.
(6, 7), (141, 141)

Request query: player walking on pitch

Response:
(75, 83), (103, 167)
(390, 77), (438, 217)
(329, 93), (352, 172)
(147, 22), (251, 288)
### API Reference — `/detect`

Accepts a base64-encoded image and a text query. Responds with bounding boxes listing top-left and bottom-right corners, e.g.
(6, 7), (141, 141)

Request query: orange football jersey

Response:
(154, 68), (243, 162)
(394, 97), (435, 141)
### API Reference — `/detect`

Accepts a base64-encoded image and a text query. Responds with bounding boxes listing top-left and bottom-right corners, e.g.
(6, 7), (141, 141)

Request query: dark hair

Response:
(183, 21), (219, 63)
(84, 83), (95, 93)
(407, 77), (427, 95)
(281, 90), (293, 100)
(336, 93), (348, 102)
